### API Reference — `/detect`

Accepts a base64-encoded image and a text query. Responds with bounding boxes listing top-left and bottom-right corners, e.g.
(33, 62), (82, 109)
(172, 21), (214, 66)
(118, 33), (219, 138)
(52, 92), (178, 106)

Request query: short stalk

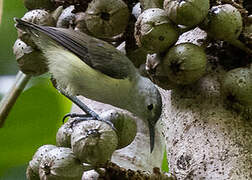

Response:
(0, 71), (31, 127)
(229, 39), (252, 57)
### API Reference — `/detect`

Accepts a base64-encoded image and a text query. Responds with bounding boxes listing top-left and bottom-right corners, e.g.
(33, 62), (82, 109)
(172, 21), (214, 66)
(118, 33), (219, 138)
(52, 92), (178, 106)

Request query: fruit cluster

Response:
(134, 0), (251, 119)
(26, 110), (137, 180)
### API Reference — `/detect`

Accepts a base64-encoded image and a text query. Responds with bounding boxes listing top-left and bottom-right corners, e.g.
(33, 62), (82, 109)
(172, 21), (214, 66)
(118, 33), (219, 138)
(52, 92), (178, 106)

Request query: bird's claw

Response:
(62, 113), (93, 123)
(76, 117), (117, 132)
(63, 113), (117, 132)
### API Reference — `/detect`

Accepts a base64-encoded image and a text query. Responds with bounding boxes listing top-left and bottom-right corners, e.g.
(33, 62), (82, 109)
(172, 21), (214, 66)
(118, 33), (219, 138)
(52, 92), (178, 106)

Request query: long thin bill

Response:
(149, 122), (155, 153)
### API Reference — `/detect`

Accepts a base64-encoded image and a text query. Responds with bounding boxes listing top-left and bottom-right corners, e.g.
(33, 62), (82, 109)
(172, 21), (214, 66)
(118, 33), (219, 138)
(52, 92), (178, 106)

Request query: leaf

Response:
(0, 0), (26, 75)
(0, 77), (72, 177)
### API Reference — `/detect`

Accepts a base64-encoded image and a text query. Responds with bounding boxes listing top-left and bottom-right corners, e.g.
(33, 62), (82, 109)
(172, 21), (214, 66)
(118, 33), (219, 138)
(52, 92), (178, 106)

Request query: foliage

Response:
(0, 77), (72, 177)
(0, 0), (25, 75)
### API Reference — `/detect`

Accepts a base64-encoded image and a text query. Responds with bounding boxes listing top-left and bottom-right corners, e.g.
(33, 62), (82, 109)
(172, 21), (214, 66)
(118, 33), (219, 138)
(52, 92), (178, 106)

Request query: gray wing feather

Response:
(15, 19), (136, 79)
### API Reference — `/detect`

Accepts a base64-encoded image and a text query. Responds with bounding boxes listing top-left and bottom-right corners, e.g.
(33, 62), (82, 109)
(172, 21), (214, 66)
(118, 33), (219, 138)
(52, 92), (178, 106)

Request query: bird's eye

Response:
(147, 104), (153, 111)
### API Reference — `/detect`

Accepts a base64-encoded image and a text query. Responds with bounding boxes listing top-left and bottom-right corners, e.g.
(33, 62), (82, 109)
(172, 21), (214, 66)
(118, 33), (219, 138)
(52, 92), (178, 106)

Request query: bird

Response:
(14, 18), (162, 152)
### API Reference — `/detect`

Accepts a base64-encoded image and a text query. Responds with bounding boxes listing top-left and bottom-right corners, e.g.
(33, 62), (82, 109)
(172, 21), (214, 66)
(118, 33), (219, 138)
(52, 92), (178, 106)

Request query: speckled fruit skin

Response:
(56, 118), (78, 148)
(13, 39), (48, 76)
(201, 4), (242, 41)
(221, 67), (252, 119)
(84, 0), (129, 38)
(28, 145), (57, 178)
(163, 43), (207, 85)
(21, 9), (55, 26)
(135, 8), (179, 53)
(71, 120), (118, 166)
(39, 147), (85, 180)
(163, 0), (209, 27)
(56, 5), (75, 28)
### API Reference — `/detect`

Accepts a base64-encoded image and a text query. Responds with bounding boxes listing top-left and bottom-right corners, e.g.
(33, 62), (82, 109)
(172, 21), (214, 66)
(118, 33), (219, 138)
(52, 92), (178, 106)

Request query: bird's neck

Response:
(121, 76), (154, 118)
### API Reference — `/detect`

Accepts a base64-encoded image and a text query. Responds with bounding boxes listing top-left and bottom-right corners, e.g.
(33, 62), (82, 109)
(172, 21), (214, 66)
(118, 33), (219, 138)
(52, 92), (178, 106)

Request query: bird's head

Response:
(128, 77), (162, 152)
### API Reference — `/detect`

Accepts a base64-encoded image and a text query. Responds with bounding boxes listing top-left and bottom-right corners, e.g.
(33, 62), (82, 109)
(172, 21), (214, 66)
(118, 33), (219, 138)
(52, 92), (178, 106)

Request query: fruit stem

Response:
(229, 39), (252, 57)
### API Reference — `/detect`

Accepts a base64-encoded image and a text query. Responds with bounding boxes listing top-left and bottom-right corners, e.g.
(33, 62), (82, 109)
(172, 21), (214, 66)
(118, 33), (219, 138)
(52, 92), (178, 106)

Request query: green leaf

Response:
(0, 0), (26, 75)
(0, 77), (72, 177)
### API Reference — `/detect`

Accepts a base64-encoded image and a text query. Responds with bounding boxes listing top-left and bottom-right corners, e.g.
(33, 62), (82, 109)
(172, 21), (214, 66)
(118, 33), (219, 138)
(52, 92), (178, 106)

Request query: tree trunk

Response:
(161, 68), (252, 179)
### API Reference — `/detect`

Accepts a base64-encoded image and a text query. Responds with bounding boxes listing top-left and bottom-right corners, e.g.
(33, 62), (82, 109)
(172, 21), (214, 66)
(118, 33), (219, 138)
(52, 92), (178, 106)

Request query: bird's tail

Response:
(14, 18), (41, 35)
(14, 18), (63, 52)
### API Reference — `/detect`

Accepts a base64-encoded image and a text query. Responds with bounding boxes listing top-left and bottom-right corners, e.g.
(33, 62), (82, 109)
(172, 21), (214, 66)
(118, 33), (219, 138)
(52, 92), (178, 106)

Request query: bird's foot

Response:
(63, 113), (116, 131)
(57, 89), (116, 131)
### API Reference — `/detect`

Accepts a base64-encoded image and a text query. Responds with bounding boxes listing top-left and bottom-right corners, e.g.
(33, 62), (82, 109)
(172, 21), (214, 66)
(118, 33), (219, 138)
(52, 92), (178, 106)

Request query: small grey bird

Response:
(15, 18), (162, 152)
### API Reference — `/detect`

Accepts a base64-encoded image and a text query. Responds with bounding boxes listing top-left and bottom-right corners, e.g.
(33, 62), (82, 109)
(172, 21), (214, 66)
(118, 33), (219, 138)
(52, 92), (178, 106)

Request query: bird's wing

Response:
(15, 18), (136, 79)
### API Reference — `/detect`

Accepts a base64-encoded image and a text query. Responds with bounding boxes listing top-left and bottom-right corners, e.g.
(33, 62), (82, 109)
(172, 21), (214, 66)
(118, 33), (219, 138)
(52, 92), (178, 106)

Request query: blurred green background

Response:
(0, 0), (168, 179)
(0, 0), (23, 75)
(0, 0), (72, 179)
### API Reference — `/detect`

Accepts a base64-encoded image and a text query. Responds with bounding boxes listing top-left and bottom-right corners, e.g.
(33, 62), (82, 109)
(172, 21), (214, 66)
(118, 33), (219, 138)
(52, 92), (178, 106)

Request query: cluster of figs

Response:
(26, 109), (137, 180)
(12, 0), (251, 179)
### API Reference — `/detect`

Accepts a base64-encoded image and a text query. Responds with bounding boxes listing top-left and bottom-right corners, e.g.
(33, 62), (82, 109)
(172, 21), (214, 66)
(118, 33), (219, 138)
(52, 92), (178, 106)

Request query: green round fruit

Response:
(71, 120), (118, 166)
(28, 145), (57, 178)
(201, 4), (242, 41)
(85, 0), (129, 38)
(39, 147), (86, 180)
(163, 43), (207, 85)
(135, 8), (179, 53)
(221, 67), (252, 119)
(56, 118), (79, 148)
(100, 109), (137, 149)
(21, 9), (55, 26)
(163, 0), (210, 27)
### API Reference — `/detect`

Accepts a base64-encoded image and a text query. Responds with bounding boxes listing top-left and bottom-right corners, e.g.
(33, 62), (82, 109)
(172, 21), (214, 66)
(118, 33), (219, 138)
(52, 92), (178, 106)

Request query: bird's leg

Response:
(60, 90), (100, 120)
(58, 89), (116, 130)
